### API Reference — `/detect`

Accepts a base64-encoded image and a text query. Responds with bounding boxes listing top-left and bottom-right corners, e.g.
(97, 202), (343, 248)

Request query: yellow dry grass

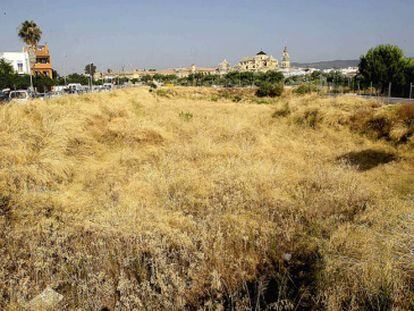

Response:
(0, 87), (413, 310)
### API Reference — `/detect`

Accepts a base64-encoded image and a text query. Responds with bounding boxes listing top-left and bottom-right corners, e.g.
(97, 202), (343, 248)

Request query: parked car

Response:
(103, 83), (113, 91)
(45, 91), (64, 99)
(34, 93), (47, 100)
(67, 83), (83, 94)
(0, 91), (10, 103)
(53, 85), (67, 92)
(9, 90), (31, 102)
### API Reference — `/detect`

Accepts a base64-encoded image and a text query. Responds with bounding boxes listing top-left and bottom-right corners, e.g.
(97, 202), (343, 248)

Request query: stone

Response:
(27, 286), (63, 310)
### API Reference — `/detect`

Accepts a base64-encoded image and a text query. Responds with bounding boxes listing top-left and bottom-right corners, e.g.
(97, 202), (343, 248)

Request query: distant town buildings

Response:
(0, 51), (31, 75)
(94, 64), (217, 81)
(1, 44), (53, 78)
(93, 46), (358, 81)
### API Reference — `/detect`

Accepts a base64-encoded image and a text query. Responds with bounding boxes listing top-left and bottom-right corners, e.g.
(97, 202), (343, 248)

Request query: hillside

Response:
(1, 87), (413, 310)
(292, 59), (359, 69)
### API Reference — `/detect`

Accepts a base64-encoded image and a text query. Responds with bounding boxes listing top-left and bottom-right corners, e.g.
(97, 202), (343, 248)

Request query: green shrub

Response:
(255, 82), (284, 97)
(148, 82), (158, 89)
(272, 103), (291, 118)
(155, 88), (177, 98)
(293, 83), (319, 95)
(294, 109), (321, 128)
(179, 111), (193, 121)
(232, 94), (242, 102)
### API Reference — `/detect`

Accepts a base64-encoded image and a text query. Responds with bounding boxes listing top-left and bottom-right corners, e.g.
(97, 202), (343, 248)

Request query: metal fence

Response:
(321, 80), (414, 103)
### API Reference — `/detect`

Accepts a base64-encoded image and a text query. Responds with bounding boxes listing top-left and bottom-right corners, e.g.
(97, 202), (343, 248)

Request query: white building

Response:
(0, 51), (31, 75)
(217, 59), (231, 75)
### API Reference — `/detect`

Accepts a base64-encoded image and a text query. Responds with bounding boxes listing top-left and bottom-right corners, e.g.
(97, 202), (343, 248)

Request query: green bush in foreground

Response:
(255, 82), (284, 97)
(294, 83), (319, 95)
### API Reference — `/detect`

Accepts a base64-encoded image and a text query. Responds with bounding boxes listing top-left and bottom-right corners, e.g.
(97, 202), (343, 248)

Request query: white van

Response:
(9, 90), (31, 102)
(67, 83), (83, 94)
(103, 83), (113, 91)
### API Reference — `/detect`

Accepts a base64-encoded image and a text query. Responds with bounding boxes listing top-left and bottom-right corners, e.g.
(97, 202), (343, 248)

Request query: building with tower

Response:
(280, 46), (291, 69)
(234, 51), (279, 73)
(32, 44), (53, 78)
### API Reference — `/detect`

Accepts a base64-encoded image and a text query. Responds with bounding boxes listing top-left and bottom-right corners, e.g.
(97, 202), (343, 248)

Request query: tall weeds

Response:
(0, 88), (413, 309)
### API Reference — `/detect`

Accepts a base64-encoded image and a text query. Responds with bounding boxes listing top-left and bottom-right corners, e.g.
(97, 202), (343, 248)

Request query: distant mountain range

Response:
(292, 59), (359, 69)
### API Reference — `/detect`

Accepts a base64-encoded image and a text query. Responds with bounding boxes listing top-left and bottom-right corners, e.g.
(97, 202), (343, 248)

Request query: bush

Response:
(155, 88), (177, 98)
(294, 109), (321, 128)
(255, 82), (284, 97)
(179, 111), (193, 121)
(272, 103), (291, 118)
(148, 82), (157, 89)
(293, 83), (319, 95)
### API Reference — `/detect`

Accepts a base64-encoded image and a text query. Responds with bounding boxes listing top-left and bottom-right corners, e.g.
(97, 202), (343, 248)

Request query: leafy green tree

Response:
(34, 75), (54, 92)
(0, 59), (31, 90)
(0, 59), (15, 89)
(0, 59), (14, 76)
(405, 58), (414, 84)
(359, 45), (407, 94)
(65, 73), (89, 85)
(310, 70), (322, 81)
(140, 75), (153, 84)
(261, 70), (284, 84)
(52, 69), (59, 80)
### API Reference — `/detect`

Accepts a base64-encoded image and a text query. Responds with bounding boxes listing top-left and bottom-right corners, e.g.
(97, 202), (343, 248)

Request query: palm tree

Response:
(17, 20), (42, 91)
(18, 20), (42, 47)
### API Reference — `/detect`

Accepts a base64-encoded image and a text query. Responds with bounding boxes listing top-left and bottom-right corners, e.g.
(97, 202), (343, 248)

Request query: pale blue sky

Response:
(1, 0), (413, 74)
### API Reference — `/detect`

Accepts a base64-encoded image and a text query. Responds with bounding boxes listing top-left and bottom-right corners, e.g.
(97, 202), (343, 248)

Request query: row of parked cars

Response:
(0, 83), (116, 104)
(0, 89), (32, 102)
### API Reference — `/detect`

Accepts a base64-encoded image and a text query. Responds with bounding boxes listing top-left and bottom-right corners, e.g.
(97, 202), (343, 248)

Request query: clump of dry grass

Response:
(0, 87), (413, 309)
(273, 94), (414, 147)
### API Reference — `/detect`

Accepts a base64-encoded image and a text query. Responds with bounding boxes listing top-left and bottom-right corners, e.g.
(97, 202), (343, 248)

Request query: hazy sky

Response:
(1, 0), (413, 74)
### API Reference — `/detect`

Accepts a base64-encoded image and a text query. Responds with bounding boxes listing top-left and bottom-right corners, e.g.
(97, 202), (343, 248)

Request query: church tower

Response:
(280, 46), (291, 69)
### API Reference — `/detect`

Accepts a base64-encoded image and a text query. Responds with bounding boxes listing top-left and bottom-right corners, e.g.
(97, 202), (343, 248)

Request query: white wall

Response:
(0, 52), (31, 75)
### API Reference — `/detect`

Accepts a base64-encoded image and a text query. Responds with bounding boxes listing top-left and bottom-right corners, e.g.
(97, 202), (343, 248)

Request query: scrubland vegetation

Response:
(0, 87), (413, 310)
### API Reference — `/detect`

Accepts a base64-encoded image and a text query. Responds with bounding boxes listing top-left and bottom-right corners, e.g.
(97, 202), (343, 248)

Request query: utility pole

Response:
(63, 53), (67, 86)
(388, 82), (392, 104)
(89, 62), (93, 91)
(410, 82), (413, 99)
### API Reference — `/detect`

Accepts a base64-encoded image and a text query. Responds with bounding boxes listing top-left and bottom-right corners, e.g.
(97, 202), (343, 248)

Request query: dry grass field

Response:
(0, 87), (413, 310)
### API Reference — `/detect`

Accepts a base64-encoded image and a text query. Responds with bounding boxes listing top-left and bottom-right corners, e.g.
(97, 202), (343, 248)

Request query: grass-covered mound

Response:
(1, 88), (413, 309)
